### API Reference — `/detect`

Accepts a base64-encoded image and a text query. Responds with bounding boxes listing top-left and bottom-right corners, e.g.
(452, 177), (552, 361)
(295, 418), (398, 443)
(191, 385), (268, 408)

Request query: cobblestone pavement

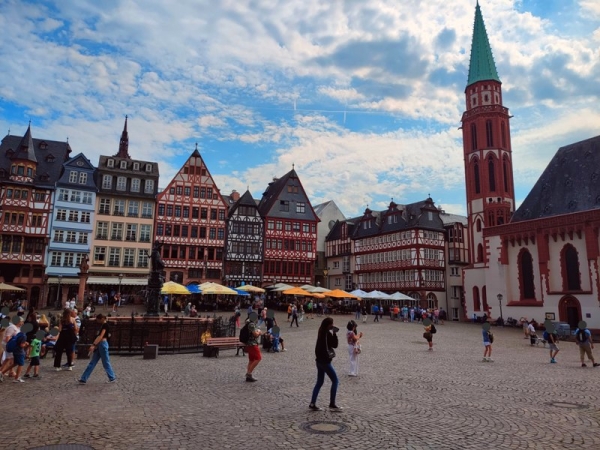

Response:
(3, 312), (600, 449)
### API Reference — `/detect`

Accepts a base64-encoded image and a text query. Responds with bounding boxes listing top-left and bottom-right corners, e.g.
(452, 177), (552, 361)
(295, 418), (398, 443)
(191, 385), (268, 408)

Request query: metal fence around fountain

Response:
(77, 316), (236, 355)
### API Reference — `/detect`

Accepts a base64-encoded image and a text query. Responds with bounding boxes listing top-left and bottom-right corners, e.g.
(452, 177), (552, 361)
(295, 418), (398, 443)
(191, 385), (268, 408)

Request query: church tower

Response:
(462, 2), (515, 267)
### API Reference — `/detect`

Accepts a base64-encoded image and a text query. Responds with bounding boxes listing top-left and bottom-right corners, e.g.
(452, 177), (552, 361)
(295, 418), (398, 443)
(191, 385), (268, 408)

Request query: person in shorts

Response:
(574, 324), (599, 368)
(245, 318), (263, 382)
(24, 336), (42, 378)
(482, 326), (493, 362)
(547, 331), (559, 364)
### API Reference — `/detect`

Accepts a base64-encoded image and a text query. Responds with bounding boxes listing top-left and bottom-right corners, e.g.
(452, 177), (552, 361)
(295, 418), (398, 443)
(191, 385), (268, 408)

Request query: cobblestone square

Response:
(3, 313), (600, 449)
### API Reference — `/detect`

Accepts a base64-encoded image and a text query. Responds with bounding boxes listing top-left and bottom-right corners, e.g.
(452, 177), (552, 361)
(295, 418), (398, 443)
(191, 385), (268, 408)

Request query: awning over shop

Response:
(47, 277), (82, 285)
(86, 276), (148, 286)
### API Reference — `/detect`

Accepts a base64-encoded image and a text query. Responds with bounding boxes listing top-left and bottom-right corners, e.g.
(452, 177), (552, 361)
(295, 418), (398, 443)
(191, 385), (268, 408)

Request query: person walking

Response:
(423, 322), (435, 351)
(346, 320), (363, 377)
(546, 329), (559, 363)
(482, 324), (493, 362)
(372, 304), (379, 323)
(309, 318), (342, 411)
(77, 314), (116, 383)
(290, 304), (299, 327)
(53, 309), (78, 372)
(244, 317), (263, 382)
(574, 321), (599, 368)
(354, 303), (361, 321)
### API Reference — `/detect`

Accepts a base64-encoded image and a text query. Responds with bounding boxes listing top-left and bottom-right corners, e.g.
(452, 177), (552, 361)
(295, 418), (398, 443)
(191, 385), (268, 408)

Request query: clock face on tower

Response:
(328, 220), (336, 230)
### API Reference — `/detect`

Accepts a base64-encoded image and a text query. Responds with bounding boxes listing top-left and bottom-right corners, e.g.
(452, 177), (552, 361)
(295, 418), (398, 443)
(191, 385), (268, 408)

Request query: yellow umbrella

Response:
(282, 287), (314, 297)
(0, 282), (25, 292)
(326, 289), (361, 299)
(160, 281), (191, 295)
(235, 285), (266, 293)
(201, 282), (237, 295)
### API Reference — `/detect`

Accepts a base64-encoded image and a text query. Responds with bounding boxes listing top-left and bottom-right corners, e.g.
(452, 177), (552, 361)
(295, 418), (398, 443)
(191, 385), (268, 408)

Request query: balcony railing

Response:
(141, 213), (153, 219)
(113, 210), (124, 216)
(96, 234), (108, 240)
(111, 234), (123, 240)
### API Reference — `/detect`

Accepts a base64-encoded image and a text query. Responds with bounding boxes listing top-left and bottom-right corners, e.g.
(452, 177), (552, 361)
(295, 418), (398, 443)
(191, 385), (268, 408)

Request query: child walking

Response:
(24, 335), (42, 379)
(482, 324), (493, 362)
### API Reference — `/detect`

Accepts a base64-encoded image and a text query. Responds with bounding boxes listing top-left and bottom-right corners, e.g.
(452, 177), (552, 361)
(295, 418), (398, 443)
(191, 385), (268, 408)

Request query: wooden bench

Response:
(203, 337), (245, 358)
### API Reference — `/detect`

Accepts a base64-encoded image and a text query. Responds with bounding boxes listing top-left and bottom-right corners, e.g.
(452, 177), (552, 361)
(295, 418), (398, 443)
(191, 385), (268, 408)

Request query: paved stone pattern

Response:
(3, 313), (600, 449)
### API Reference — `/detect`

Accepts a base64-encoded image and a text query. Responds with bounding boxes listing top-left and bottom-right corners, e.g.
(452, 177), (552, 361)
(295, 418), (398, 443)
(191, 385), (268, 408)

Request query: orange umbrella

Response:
(326, 289), (361, 299)
(282, 287), (314, 297)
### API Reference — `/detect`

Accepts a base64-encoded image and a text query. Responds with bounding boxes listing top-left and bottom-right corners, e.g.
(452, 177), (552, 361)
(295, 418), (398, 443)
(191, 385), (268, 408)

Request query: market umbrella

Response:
(235, 285), (265, 293)
(200, 283), (237, 295)
(0, 282), (25, 303)
(300, 284), (317, 291)
(350, 289), (369, 297)
(307, 286), (331, 293)
(268, 283), (294, 291)
(187, 284), (202, 294)
(311, 293), (326, 299)
(326, 289), (361, 299)
(234, 289), (251, 297)
(389, 292), (413, 301)
(161, 281), (191, 295)
(282, 287), (314, 297)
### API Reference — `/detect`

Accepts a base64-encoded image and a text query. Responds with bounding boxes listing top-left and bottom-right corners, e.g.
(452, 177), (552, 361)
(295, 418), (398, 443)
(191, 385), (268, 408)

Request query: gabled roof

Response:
(467, 3), (500, 87)
(0, 130), (71, 187)
(325, 216), (360, 242)
(258, 168), (319, 221)
(57, 153), (97, 190)
(228, 189), (260, 218)
(512, 134), (600, 222)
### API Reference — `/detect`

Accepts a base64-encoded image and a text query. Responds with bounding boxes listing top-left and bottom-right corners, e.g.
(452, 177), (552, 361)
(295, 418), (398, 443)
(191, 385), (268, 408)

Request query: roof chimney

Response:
(230, 190), (240, 202)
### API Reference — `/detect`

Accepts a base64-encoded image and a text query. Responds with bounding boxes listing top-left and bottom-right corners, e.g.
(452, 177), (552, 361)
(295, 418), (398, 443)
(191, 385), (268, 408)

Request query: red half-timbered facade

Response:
(155, 148), (228, 285)
(258, 169), (319, 286)
(223, 189), (264, 287)
(352, 199), (446, 308)
(0, 125), (71, 306)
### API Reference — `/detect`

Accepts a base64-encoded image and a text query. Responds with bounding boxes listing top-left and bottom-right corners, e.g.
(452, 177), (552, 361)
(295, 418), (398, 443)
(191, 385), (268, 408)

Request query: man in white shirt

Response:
(528, 321), (537, 345)
(0, 316), (23, 379)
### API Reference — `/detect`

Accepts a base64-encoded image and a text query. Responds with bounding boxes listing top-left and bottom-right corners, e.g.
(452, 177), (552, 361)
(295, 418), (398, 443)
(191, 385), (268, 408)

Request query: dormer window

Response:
(45, 154), (55, 162)
(39, 142), (48, 150)
(120, 160), (127, 169)
(133, 162), (140, 171)
(5, 149), (14, 158)
(145, 164), (152, 172)
(107, 159), (114, 168)
(27, 168), (33, 178)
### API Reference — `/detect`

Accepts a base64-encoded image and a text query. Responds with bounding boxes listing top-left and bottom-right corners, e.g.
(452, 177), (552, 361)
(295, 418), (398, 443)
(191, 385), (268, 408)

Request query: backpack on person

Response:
(239, 322), (251, 344)
(576, 329), (589, 344)
(430, 324), (437, 334)
(6, 332), (25, 353)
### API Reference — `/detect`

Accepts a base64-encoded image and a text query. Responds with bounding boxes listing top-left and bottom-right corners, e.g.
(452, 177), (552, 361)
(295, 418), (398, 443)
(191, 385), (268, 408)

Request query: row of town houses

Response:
(0, 119), (468, 317)
(4, 3), (599, 328)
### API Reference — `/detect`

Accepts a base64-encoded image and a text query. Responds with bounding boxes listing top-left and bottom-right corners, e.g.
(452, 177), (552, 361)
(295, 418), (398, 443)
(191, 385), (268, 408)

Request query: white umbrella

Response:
(350, 289), (369, 297)
(306, 286), (331, 293)
(273, 284), (295, 292)
(389, 292), (414, 301)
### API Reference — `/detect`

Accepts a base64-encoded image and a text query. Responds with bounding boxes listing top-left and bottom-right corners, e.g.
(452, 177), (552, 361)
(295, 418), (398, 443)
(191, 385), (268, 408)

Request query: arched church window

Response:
(488, 156), (496, 192)
(518, 249), (535, 299)
(486, 120), (494, 147)
(501, 122), (506, 148)
(476, 219), (481, 232)
(503, 156), (509, 193)
(474, 161), (481, 194)
(471, 124), (477, 151)
(562, 244), (581, 291)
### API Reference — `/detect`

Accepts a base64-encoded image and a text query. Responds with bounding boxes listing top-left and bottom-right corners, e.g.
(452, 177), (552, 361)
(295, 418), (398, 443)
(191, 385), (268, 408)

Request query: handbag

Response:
(326, 333), (336, 359)
(353, 343), (361, 354)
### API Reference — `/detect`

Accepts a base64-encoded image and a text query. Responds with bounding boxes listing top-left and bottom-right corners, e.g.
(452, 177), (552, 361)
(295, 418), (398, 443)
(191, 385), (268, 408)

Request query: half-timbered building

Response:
(155, 148), (228, 285)
(89, 118), (158, 299)
(223, 189), (264, 287)
(325, 217), (358, 292)
(0, 125), (71, 307)
(258, 169), (319, 286)
(46, 153), (97, 307)
(441, 212), (469, 321)
(352, 199), (447, 308)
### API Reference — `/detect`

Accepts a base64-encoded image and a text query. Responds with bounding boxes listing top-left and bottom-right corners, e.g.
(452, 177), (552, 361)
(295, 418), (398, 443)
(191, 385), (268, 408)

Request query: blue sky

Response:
(1, 0), (599, 218)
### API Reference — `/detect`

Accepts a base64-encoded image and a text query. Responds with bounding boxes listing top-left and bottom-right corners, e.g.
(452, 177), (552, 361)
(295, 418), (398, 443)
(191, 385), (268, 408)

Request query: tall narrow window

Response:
(470, 124), (477, 151)
(501, 122), (506, 148)
(486, 120), (494, 147)
(477, 244), (484, 263)
(474, 162), (481, 194)
(503, 156), (509, 193)
(518, 249), (536, 299)
(473, 286), (481, 311)
(488, 156), (496, 191)
(562, 244), (581, 291)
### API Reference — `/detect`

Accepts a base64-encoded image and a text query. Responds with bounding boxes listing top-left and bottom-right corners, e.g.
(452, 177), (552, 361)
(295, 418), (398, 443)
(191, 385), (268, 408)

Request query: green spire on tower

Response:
(467, 2), (500, 86)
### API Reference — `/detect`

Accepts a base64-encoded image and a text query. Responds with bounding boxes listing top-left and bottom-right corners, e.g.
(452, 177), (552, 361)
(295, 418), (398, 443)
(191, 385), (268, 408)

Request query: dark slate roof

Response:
(12, 124), (37, 163)
(512, 134), (600, 222)
(57, 153), (97, 190)
(325, 216), (360, 242)
(0, 131), (71, 188)
(258, 168), (319, 221)
(228, 190), (260, 217)
(351, 198), (445, 240)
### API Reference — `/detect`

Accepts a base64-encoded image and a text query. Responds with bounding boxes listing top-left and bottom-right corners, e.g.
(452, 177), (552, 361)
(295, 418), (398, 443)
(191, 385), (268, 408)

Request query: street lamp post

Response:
(118, 273), (124, 306)
(497, 294), (504, 325)
(323, 268), (329, 290)
(56, 275), (63, 309)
